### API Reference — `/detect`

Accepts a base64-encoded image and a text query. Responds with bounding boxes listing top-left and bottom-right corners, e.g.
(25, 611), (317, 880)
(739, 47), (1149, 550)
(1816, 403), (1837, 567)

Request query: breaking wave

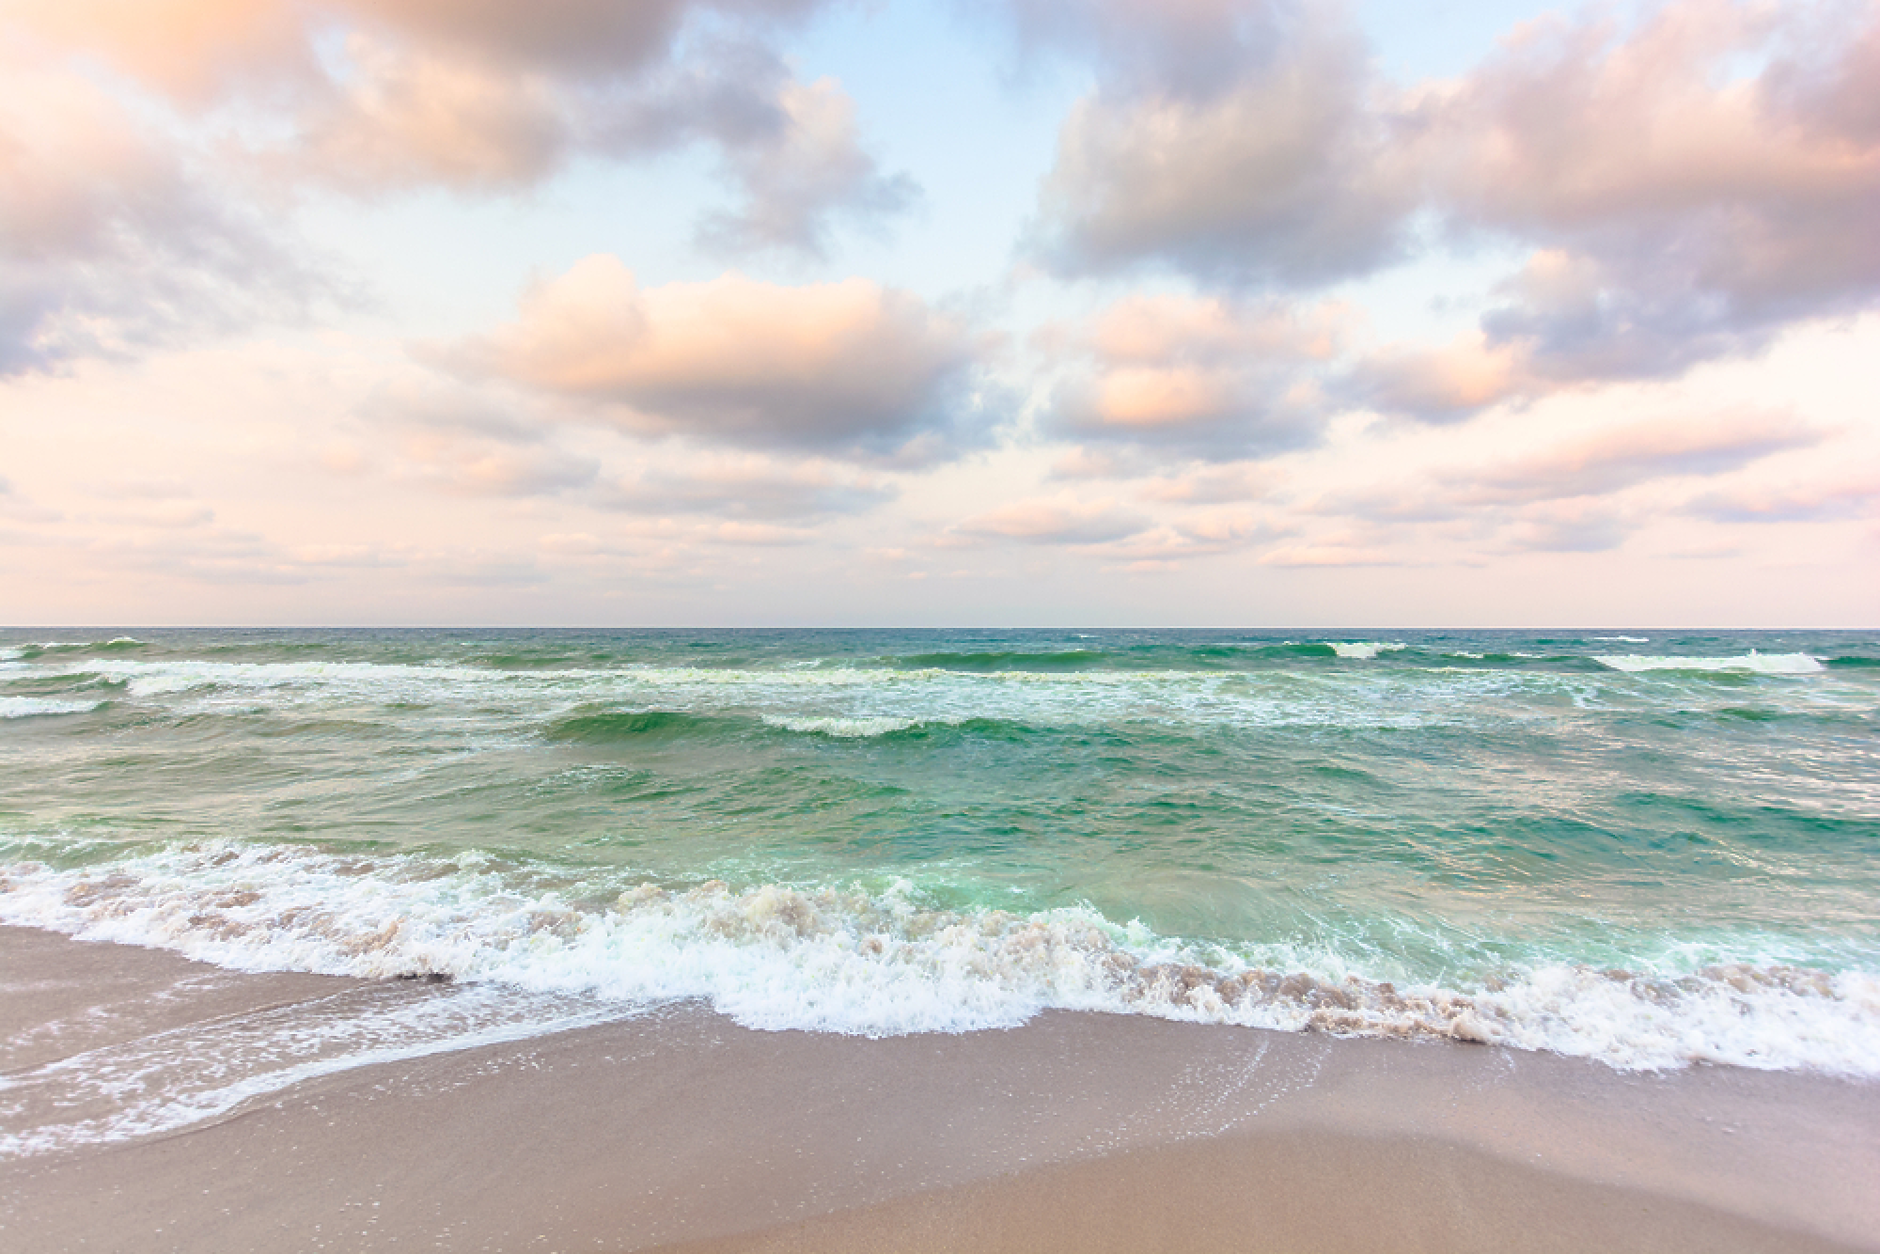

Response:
(2, 842), (1875, 1077)
(0, 697), (104, 719)
(1595, 652), (1824, 675)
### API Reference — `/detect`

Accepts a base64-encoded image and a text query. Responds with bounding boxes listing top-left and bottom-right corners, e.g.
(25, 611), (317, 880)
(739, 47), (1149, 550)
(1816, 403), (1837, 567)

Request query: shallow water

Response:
(2, 627), (1876, 1074)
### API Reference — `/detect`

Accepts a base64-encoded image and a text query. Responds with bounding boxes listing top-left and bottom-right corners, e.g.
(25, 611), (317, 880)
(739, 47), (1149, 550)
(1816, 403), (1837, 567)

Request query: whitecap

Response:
(4, 842), (1875, 1077)
(0, 697), (102, 719)
(1595, 651), (1822, 675)
(762, 715), (919, 738)
(1329, 642), (1408, 660)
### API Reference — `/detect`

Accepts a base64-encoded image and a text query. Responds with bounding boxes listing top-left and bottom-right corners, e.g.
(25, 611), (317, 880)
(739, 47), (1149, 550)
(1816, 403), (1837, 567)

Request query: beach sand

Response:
(3, 924), (1876, 1253)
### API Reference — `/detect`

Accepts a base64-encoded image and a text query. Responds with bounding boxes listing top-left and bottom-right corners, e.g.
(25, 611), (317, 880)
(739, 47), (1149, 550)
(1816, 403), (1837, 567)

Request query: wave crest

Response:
(1595, 651), (1823, 675)
(3, 842), (1876, 1075)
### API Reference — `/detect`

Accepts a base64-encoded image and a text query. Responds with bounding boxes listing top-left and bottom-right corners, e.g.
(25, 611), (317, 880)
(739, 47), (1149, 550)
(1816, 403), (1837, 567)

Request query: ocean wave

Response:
(0, 982), (623, 1158)
(3, 842), (1875, 1077)
(1329, 642), (1408, 660)
(543, 709), (749, 743)
(893, 649), (1109, 672)
(1593, 636), (1651, 644)
(15, 638), (148, 659)
(0, 697), (104, 719)
(762, 715), (920, 738)
(1595, 651), (1823, 675)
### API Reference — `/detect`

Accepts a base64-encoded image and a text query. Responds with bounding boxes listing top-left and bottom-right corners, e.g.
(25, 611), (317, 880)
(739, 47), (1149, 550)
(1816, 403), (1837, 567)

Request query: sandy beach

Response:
(4, 924), (1876, 1254)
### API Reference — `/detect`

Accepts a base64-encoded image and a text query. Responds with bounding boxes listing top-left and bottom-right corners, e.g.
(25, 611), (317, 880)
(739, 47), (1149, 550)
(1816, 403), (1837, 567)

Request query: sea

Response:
(3, 626), (1877, 1125)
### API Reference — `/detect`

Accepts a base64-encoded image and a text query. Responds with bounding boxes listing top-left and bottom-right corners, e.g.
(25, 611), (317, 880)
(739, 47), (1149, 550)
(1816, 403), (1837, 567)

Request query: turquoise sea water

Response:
(3, 627), (1877, 1076)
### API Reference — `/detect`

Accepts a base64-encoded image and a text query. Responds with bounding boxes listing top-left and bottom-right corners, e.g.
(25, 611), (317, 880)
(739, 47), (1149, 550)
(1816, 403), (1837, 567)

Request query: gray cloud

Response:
(596, 36), (919, 256)
(0, 66), (331, 374)
(1399, 3), (1880, 408)
(1027, 6), (1415, 287)
(1021, 0), (1880, 415)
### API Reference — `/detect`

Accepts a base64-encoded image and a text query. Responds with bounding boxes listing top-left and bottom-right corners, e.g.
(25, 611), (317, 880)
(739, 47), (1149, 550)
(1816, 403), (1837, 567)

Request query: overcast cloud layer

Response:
(0, 0), (1874, 625)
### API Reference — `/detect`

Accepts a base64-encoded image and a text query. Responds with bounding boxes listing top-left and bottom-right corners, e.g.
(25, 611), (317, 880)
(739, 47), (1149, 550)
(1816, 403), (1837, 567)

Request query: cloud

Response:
(1307, 411), (1821, 545)
(7, 1), (909, 255)
(445, 255), (990, 461)
(1685, 477), (1880, 523)
(294, 36), (570, 191)
(950, 493), (1149, 545)
(1026, 4), (1414, 286)
(359, 381), (600, 496)
(0, 56), (325, 372)
(1022, 0), (1880, 411)
(1344, 331), (1529, 423)
(1458, 411), (1818, 505)
(693, 76), (919, 256)
(1403, 2), (1880, 404)
(1044, 293), (1346, 456)
(5, 0), (819, 96)
(1256, 539), (1392, 567)
(1501, 503), (1631, 553)
(3, 0), (315, 104)
(1137, 463), (1273, 503)
(595, 37), (919, 255)
(599, 458), (895, 520)
(1097, 509), (1280, 562)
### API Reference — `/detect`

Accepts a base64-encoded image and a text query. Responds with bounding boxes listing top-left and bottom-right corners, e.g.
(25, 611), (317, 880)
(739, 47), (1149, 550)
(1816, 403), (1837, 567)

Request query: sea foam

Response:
(3, 842), (1875, 1078)
(1595, 651), (1823, 675)
(1329, 642), (1407, 660)
(0, 697), (103, 719)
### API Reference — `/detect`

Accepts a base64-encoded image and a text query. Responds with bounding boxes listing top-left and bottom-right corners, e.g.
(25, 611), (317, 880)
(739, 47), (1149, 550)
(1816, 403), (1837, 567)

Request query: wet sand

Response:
(3, 924), (1877, 1253)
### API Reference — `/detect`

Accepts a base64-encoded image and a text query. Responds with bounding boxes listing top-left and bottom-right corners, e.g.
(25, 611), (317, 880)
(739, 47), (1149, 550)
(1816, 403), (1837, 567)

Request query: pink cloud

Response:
(1460, 411), (1819, 504)
(599, 458), (894, 520)
(0, 54), (321, 371)
(951, 494), (1148, 545)
(1046, 293), (1346, 456)
(1686, 477), (1880, 523)
(1026, 0), (1880, 410)
(6, 0), (908, 253)
(445, 256), (986, 459)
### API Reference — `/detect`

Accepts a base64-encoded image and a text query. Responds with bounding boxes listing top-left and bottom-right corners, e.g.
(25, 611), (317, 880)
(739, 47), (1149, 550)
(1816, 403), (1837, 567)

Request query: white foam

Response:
(4, 843), (1876, 1077)
(0, 983), (625, 1158)
(1329, 642), (1407, 660)
(1595, 651), (1823, 675)
(0, 697), (102, 719)
(762, 715), (920, 738)
(1594, 636), (1651, 644)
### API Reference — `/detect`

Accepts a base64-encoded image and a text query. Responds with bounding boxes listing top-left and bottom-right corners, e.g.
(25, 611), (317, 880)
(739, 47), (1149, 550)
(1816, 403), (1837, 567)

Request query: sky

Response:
(1, 0), (1876, 627)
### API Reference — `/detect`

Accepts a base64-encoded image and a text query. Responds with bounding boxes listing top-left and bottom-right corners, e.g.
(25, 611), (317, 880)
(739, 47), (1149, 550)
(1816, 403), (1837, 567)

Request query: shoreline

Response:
(3, 924), (1877, 1253)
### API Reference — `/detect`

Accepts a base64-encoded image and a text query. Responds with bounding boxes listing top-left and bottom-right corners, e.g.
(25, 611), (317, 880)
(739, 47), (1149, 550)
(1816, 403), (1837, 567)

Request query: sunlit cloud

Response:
(1026, 0), (1880, 413)
(1042, 293), (1347, 457)
(444, 255), (993, 461)
(1, 0), (1875, 624)
(6, 0), (908, 255)
(598, 458), (896, 520)
(0, 53), (329, 372)
(950, 493), (1150, 545)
